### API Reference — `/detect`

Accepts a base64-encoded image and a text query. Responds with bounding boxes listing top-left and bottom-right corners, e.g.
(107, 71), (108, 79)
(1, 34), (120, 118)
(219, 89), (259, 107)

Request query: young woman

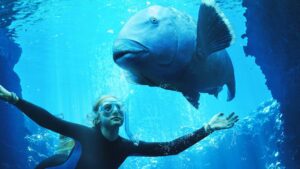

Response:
(0, 85), (238, 169)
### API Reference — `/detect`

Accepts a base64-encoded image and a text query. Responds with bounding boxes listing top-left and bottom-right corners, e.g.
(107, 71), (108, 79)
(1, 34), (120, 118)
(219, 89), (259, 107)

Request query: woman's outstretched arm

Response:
(128, 112), (238, 156)
(0, 85), (91, 140)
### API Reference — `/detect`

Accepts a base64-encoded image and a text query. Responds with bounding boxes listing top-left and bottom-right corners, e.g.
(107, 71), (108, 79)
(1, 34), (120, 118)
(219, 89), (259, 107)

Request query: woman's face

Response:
(98, 98), (124, 128)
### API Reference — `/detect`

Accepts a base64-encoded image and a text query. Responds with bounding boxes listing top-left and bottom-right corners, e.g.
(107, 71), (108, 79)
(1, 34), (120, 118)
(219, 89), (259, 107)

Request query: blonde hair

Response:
(91, 95), (119, 128)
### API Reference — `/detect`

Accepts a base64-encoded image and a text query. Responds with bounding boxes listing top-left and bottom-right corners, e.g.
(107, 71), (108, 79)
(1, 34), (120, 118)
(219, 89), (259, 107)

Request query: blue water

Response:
(2, 0), (284, 168)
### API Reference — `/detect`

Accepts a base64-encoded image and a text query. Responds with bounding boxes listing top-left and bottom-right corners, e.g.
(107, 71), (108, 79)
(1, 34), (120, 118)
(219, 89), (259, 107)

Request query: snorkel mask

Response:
(99, 101), (124, 117)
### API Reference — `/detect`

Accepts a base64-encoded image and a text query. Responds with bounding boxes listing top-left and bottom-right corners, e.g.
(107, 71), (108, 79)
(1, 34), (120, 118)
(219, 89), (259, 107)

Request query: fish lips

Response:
(113, 39), (149, 63)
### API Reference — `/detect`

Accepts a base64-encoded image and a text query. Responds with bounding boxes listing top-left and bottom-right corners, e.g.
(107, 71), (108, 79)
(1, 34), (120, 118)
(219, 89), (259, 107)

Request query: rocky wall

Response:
(242, 0), (300, 168)
(0, 28), (29, 169)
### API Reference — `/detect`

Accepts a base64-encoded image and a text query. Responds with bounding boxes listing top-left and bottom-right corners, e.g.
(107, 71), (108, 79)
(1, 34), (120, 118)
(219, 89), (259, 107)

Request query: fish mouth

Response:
(113, 39), (149, 62)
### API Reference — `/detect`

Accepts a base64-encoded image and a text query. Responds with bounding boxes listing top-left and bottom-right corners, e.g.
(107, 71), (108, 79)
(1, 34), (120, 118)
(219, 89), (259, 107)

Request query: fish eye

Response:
(149, 16), (159, 24)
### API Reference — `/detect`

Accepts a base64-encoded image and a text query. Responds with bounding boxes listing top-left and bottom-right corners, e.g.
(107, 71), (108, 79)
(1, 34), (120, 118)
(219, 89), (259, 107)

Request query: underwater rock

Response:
(193, 100), (284, 169)
(0, 28), (29, 169)
(190, 100), (284, 169)
(242, 0), (300, 168)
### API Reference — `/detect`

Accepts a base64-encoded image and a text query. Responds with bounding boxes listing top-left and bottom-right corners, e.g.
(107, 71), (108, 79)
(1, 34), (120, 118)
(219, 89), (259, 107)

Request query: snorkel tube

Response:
(124, 108), (139, 146)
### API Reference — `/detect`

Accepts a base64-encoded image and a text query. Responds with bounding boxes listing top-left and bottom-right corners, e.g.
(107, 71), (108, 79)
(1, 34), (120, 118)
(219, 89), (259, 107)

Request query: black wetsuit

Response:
(15, 99), (210, 169)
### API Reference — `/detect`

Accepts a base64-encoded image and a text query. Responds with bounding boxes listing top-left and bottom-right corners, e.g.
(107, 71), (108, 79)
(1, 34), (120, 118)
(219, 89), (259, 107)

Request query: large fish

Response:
(112, 2), (235, 108)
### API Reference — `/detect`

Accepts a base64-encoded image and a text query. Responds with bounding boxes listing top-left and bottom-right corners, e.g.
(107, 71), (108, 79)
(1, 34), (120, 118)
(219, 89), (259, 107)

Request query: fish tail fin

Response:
(196, 1), (233, 59)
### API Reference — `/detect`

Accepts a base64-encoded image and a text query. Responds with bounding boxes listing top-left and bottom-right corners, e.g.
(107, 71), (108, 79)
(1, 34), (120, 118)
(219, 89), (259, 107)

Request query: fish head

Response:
(113, 5), (196, 83)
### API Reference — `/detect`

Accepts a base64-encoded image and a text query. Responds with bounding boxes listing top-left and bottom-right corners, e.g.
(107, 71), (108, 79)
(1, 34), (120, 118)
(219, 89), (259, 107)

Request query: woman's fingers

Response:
(0, 85), (4, 92)
(0, 86), (5, 98)
(0, 85), (8, 94)
(215, 113), (224, 119)
(226, 112), (235, 120)
(230, 115), (239, 122)
(228, 116), (239, 126)
(234, 118), (239, 123)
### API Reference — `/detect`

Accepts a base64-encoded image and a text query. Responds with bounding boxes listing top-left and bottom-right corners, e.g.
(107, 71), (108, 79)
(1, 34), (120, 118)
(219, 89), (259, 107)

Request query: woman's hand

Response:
(205, 112), (239, 133)
(0, 85), (14, 102)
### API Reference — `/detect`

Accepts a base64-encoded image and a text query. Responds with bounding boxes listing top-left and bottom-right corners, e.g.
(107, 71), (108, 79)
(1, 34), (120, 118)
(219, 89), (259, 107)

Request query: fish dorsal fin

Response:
(182, 91), (200, 109)
(196, 1), (233, 60)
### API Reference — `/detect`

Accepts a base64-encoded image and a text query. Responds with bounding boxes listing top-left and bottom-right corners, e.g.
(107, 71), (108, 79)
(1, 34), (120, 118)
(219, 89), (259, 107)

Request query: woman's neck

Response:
(100, 126), (119, 141)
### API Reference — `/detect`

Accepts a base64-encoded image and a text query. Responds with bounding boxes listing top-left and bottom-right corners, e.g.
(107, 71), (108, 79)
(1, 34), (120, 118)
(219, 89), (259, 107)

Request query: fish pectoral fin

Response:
(182, 91), (200, 109)
(226, 74), (236, 101)
(225, 54), (236, 101)
(196, 1), (233, 60)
